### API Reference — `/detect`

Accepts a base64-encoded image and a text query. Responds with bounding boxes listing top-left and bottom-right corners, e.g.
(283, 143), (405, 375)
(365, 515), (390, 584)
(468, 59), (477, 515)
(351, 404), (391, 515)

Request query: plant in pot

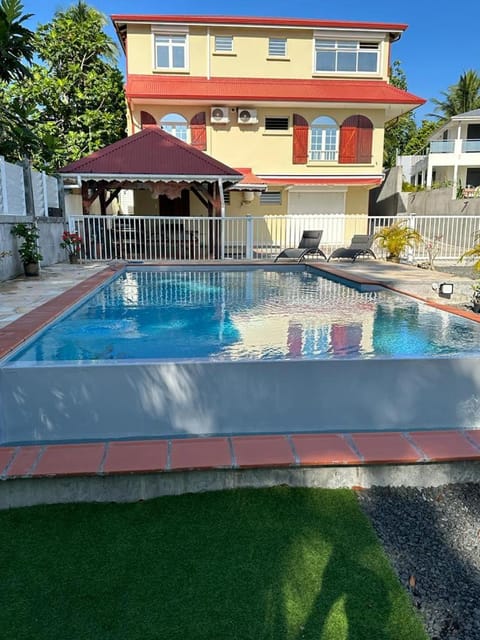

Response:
(374, 223), (422, 263)
(10, 223), (43, 277)
(60, 230), (83, 263)
(459, 231), (480, 311)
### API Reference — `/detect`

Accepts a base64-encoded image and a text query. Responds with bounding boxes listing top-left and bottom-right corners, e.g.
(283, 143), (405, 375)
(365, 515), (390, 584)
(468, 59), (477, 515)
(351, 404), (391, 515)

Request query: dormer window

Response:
(315, 39), (379, 73)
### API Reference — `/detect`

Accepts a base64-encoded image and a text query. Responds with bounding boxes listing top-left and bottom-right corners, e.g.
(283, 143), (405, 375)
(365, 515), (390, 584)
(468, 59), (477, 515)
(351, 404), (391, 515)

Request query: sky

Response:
(21, 0), (480, 123)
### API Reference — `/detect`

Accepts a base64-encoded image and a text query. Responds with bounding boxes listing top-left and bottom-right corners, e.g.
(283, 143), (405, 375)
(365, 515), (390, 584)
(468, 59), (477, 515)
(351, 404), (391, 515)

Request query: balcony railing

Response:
(429, 138), (480, 154)
(462, 139), (480, 153)
(430, 140), (455, 153)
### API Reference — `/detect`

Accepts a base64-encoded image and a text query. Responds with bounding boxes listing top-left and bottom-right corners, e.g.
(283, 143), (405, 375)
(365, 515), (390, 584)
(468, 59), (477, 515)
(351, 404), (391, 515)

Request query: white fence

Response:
(68, 213), (480, 263)
(0, 156), (61, 217)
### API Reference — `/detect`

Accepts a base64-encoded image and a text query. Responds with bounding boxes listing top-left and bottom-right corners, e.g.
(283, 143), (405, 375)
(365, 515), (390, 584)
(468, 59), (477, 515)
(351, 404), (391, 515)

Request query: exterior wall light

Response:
(439, 282), (454, 298)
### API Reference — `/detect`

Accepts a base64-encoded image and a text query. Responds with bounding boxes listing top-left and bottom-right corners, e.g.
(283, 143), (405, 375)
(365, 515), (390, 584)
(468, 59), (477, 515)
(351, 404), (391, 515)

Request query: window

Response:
(310, 116), (338, 161)
(160, 113), (188, 142)
(315, 39), (379, 73)
(260, 191), (282, 205)
(265, 117), (289, 131)
(214, 35), (233, 52)
(154, 34), (187, 70)
(268, 38), (287, 57)
(223, 191), (231, 205)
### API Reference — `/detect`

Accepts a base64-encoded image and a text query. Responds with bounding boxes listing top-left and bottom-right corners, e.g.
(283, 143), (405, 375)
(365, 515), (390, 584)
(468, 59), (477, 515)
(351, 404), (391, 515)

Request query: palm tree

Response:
(430, 70), (480, 120)
(0, 0), (34, 82)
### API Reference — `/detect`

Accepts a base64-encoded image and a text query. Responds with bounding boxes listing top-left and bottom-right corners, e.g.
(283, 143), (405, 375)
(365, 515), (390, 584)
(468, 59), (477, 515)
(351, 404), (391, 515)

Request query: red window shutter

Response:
(339, 115), (373, 163)
(339, 126), (358, 163)
(190, 112), (207, 150)
(292, 114), (308, 164)
(140, 110), (157, 129)
(356, 117), (373, 163)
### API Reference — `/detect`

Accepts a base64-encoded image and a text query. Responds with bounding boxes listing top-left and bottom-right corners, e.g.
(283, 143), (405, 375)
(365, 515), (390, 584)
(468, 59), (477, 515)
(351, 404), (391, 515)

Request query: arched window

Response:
(310, 116), (339, 161)
(160, 113), (188, 142)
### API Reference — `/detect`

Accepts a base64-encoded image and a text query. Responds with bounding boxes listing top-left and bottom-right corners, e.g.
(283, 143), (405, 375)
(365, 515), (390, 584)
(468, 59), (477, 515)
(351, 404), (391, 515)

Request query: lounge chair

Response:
(328, 234), (376, 262)
(274, 230), (327, 263)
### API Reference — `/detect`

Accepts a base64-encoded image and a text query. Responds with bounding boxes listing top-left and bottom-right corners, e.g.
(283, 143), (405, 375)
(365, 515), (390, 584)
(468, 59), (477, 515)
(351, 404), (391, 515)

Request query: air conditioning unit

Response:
(210, 106), (230, 124)
(237, 108), (258, 125)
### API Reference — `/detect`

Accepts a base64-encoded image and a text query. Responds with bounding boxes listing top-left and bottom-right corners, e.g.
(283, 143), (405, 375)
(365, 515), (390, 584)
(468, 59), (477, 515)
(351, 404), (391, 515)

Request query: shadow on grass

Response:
(0, 487), (427, 640)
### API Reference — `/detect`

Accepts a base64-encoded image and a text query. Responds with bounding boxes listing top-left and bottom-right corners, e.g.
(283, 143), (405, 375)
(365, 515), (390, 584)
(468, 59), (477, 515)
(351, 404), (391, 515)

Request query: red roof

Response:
(235, 168), (267, 187)
(126, 75), (424, 106)
(59, 127), (242, 179)
(112, 14), (407, 32)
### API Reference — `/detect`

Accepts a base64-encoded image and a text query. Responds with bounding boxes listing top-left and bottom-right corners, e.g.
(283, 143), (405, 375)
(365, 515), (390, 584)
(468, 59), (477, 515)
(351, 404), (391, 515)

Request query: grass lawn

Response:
(0, 487), (427, 640)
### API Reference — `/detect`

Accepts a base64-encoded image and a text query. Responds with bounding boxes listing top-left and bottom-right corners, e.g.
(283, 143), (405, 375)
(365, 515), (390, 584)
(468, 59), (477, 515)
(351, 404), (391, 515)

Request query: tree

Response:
(0, 0), (38, 162)
(11, 1), (126, 171)
(0, 0), (34, 82)
(383, 61), (417, 168)
(430, 70), (480, 120)
(403, 120), (439, 155)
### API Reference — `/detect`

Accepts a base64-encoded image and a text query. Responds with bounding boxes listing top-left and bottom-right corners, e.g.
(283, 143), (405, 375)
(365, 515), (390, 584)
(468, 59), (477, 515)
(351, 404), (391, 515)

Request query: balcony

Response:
(429, 139), (480, 154)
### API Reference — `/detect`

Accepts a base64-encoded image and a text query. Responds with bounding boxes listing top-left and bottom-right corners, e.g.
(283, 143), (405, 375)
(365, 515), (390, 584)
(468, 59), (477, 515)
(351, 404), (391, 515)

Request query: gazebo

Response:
(59, 127), (244, 259)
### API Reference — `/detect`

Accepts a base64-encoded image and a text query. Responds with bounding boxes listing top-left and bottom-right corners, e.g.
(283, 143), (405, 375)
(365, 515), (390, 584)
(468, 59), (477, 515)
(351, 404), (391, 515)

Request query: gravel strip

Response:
(358, 484), (480, 640)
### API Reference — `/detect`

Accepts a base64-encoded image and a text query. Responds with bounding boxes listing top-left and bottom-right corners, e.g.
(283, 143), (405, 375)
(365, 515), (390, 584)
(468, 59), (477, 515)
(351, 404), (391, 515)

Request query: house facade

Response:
(111, 14), (423, 231)
(401, 109), (480, 199)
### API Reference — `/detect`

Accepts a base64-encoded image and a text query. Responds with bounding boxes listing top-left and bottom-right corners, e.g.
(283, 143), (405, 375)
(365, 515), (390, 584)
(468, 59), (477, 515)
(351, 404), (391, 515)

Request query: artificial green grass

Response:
(0, 487), (427, 640)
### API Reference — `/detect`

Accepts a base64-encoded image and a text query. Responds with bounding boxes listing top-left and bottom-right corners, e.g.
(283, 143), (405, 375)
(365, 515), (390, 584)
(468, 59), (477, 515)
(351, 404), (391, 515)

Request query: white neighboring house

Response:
(399, 108), (480, 199)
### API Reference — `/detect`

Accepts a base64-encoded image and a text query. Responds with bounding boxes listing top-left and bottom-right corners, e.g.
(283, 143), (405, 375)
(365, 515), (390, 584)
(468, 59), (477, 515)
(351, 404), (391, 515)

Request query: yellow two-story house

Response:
(112, 14), (424, 236)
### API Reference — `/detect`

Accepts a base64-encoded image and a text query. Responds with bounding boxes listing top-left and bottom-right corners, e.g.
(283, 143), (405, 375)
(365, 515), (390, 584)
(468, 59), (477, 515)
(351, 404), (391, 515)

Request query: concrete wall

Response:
(369, 166), (405, 216)
(0, 216), (66, 282)
(407, 188), (480, 215)
(2, 355), (480, 444)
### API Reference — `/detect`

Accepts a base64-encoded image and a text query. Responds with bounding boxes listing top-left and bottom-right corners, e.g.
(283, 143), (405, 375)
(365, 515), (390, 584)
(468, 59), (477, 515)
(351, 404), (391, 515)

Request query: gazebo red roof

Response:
(59, 127), (243, 181)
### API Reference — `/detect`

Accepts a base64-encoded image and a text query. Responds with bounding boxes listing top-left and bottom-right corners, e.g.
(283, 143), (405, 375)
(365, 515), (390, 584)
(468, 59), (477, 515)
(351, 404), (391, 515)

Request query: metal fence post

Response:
(245, 215), (254, 259)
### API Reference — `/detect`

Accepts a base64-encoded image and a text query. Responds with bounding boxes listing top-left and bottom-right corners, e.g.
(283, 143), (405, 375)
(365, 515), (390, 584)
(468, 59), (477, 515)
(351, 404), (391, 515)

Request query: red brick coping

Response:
(1, 261), (480, 480)
(1, 430), (480, 480)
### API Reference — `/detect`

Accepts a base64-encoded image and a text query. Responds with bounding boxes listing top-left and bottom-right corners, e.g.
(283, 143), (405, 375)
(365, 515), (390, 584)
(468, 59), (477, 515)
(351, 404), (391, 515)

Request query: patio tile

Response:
(103, 440), (168, 474)
(351, 432), (423, 464)
(32, 443), (106, 476)
(232, 436), (295, 468)
(291, 434), (360, 465)
(0, 447), (15, 474)
(6, 446), (43, 477)
(170, 438), (232, 470)
(409, 430), (480, 461)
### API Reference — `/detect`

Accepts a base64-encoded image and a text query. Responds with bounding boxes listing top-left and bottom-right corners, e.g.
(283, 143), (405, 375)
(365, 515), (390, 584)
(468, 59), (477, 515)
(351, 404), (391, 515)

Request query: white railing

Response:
(429, 139), (480, 154)
(68, 213), (480, 263)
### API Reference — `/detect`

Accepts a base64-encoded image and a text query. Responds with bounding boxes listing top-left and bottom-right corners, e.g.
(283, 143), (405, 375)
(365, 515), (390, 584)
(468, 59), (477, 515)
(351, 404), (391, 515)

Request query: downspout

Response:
(207, 27), (211, 79)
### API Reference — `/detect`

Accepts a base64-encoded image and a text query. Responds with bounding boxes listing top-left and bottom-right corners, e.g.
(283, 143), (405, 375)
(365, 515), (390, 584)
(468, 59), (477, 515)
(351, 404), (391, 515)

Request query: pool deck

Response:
(1, 259), (480, 509)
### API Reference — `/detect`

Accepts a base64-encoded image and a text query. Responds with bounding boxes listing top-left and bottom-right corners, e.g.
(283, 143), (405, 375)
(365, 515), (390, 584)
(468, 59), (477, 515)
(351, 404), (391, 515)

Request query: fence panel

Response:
(68, 214), (480, 264)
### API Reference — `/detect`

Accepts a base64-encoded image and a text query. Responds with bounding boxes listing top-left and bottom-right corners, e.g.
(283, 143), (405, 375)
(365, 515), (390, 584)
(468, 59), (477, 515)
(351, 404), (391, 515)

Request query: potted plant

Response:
(472, 281), (480, 313)
(60, 230), (83, 263)
(10, 223), (43, 277)
(374, 222), (422, 263)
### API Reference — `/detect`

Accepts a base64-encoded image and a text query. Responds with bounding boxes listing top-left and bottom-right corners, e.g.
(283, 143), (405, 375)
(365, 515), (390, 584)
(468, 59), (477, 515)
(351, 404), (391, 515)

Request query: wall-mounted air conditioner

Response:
(237, 108), (258, 125)
(210, 106), (230, 124)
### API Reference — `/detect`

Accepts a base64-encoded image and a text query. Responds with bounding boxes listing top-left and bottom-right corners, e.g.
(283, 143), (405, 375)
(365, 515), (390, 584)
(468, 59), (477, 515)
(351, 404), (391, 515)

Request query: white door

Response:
(287, 190), (345, 248)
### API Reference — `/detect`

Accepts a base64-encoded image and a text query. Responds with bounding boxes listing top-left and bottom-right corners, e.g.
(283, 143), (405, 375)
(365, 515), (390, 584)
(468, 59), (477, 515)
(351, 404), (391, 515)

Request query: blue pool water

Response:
(7, 266), (480, 363)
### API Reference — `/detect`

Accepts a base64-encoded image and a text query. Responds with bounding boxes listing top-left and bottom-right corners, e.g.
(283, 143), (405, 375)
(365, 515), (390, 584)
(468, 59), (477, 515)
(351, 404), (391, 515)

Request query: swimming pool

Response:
(2, 265), (480, 444)
(7, 266), (480, 363)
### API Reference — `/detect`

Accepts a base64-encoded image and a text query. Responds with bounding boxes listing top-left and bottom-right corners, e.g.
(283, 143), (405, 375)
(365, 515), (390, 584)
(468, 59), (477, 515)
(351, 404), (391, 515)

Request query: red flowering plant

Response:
(60, 231), (83, 257)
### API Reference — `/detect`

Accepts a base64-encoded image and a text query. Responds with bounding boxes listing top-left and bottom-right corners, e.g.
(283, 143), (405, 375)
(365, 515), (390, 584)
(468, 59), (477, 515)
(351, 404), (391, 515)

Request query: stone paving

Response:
(0, 262), (107, 329)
